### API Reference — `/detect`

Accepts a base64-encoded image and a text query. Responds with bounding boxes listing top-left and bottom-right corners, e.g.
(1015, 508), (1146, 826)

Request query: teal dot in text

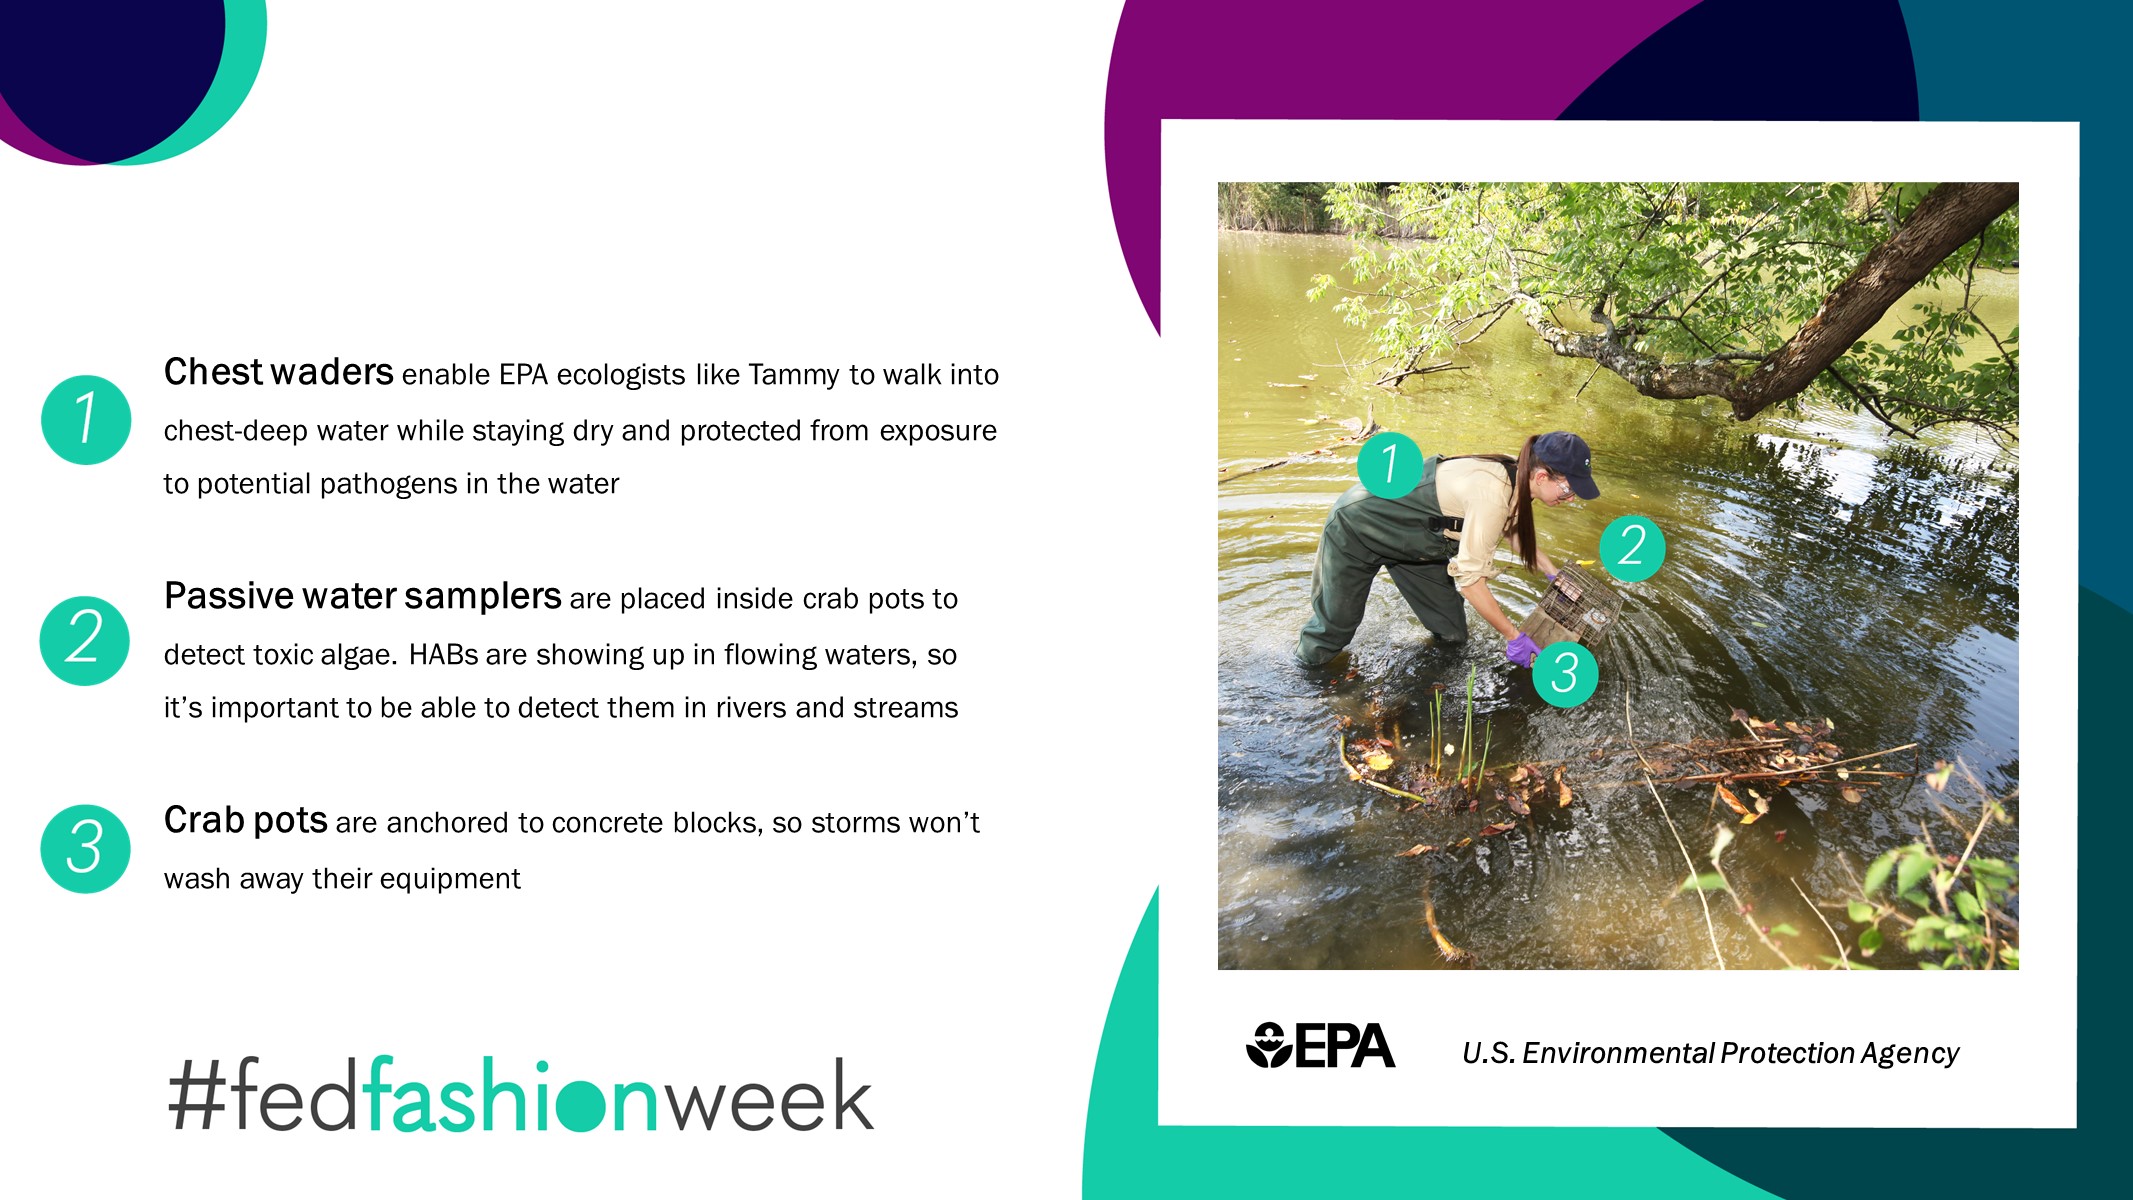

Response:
(1358, 432), (1424, 498)
(556, 1081), (606, 1132)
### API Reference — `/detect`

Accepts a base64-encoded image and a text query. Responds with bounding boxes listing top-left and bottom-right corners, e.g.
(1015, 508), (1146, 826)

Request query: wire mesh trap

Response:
(1518, 562), (1623, 649)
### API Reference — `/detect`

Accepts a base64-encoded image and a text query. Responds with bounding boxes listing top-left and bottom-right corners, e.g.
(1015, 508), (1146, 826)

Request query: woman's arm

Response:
(1509, 527), (1559, 580)
(1458, 578), (1521, 642)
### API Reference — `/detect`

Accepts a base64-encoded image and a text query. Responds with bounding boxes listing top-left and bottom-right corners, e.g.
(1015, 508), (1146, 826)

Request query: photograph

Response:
(1216, 181), (2019, 970)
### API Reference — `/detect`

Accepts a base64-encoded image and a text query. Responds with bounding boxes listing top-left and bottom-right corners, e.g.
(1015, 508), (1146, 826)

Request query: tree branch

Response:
(1726, 182), (2018, 420)
(1503, 184), (2018, 429)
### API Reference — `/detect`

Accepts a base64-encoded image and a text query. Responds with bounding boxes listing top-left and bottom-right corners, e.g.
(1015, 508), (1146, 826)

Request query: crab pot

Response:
(1518, 562), (1623, 649)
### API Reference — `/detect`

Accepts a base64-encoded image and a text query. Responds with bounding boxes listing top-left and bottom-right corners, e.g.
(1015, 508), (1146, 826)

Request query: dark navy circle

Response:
(0, 3), (226, 162)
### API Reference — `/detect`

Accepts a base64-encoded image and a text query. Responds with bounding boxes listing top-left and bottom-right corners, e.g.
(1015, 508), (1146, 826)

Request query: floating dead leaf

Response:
(1836, 768), (1850, 780)
(1751, 790), (1770, 815)
(1557, 778), (1574, 808)
(1739, 812), (1762, 825)
(1714, 782), (1752, 817)
(1508, 764), (1531, 785)
(1364, 752), (1394, 772)
(1784, 721), (1809, 735)
(1925, 761), (1954, 792)
(1505, 790), (1531, 817)
(1455, 837), (1473, 848)
(1479, 822), (1517, 837)
(1730, 707), (1752, 727)
(1841, 787), (1864, 804)
(1395, 844), (1434, 858)
(1814, 742), (1842, 757)
(1576, 559), (1597, 566)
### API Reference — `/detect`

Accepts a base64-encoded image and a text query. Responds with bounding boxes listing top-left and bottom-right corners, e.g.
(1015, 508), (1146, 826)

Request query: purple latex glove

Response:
(1505, 633), (1540, 668)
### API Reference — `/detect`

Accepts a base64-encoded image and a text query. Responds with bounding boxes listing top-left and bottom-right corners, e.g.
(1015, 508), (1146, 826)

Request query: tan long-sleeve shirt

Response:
(1435, 456), (1516, 591)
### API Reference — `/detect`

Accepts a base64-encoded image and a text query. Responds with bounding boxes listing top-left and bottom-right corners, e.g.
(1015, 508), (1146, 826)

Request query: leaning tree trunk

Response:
(1725, 181), (2018, 420)
(1517, 181), (2018, 421)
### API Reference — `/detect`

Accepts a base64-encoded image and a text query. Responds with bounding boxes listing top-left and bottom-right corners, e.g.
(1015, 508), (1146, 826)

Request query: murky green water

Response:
(1217, 230), (2019, 970)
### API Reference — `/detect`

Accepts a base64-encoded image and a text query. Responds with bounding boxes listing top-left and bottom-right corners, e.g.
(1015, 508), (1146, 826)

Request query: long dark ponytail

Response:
(1509, 434), (1539, 569)
(1444, 437), (1541, 569)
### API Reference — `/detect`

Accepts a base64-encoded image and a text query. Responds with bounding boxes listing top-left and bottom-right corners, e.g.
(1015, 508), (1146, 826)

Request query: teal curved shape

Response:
(1083, 892), (1777, 1198)
(117, 0), (265, 165)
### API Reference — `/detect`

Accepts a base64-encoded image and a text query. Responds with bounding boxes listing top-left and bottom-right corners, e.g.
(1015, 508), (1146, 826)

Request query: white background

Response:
(3, 4), (1168, 1194)
(1162, 121), (2076, 1127)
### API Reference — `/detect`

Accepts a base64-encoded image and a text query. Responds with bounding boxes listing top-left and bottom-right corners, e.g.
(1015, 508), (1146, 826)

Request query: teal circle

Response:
(40, 596), (131, 686)
(1358, 432), (1424, 498)
(555, 1081), (606, 1132)
(41, 804), (131, 893)
(1600, 515), (1667, 583)
(1534, 641), (1598, 708)
(117, 2), (271, 166)
(41, 375), (131, 465)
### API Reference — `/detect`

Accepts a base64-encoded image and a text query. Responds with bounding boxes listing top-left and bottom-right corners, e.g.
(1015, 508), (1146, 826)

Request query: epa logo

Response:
(1245, 1022), (1395, 1068)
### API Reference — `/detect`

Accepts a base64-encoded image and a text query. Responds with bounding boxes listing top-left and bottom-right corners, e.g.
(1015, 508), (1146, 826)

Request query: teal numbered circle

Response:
(1600, 515), (1667, 583)
(1534, 641), (1598, 708)
(41, 804), (131, 893)
(42, 375), (131, 465)
(1358, 432), (1424, 498)
(40, 596), (130, 686)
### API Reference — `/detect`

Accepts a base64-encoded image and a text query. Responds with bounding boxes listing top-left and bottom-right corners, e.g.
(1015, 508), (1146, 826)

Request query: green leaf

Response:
(1770, 923), (1801, 938)
(1863, 850), (1898, 897)
(1896, 849), (1933, 896)
(1901, 890), (1934, 913)
(1847, 901), (1875, 924)
(1680, 872), (1727, 893)
(1955, 890), (1983, 921)
(1858, 927), (1883, 954)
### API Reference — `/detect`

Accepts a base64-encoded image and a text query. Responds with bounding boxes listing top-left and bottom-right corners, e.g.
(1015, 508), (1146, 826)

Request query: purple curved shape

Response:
(1104, 0), (1703, 332)
(0, 93), (92, 164)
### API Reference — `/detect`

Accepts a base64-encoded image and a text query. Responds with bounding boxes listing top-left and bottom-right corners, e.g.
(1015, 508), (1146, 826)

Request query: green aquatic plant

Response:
(1839, 761), (2017, 970)
(1458, 666), (1475, 783)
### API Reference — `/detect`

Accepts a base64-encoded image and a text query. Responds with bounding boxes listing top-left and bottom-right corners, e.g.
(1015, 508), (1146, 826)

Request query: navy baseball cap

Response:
(1534, 431), (1599, 499)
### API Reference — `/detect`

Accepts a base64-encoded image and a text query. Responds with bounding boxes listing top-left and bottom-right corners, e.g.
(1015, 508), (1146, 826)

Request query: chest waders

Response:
(1295, 455), (1512, 666)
